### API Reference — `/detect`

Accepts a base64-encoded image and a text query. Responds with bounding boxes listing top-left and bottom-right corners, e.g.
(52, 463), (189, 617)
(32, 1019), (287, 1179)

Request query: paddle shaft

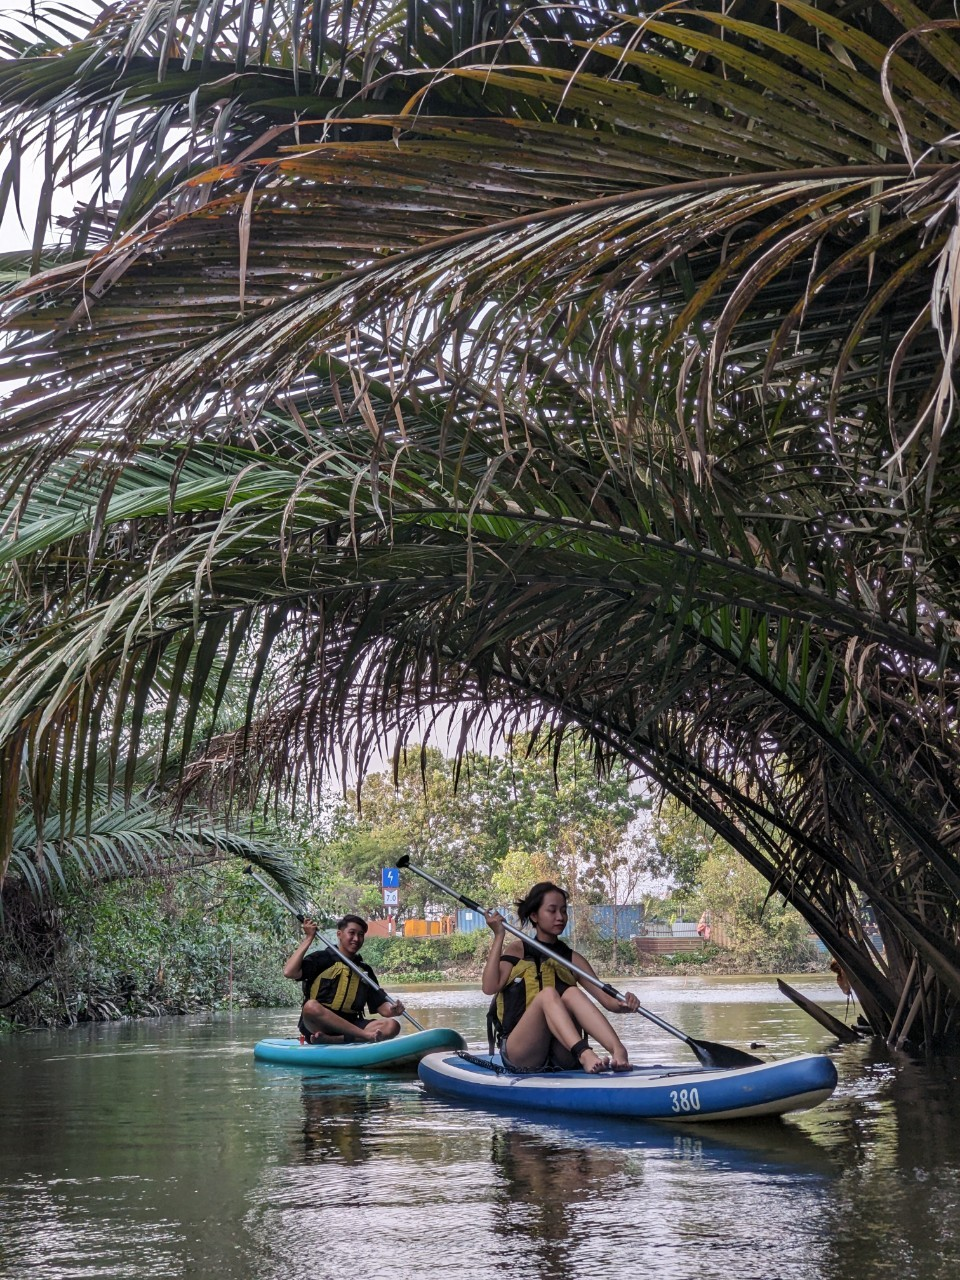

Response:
(242, 866), (424, 1032)
(397, 859), (671, 1024)
(396, 856), (762, 1067)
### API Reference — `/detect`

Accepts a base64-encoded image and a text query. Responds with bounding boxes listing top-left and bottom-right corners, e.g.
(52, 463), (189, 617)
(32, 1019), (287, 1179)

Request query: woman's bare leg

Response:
(560, 988), (631, 1069)
(502, 988), (608, 1073)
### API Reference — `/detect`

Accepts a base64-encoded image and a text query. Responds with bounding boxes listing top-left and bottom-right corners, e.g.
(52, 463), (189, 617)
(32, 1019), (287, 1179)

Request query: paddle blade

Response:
(776, 978), (861, 1043)
(688, 1038), (765, 1070)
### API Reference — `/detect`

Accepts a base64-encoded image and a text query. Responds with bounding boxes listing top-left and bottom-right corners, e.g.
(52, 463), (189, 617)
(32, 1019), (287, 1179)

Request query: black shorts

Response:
(299, 1010), (372, 1041)
(500, 1034), (579, 1074)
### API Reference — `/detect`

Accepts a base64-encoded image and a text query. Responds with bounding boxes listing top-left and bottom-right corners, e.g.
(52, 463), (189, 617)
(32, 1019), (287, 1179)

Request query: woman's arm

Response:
(481, 910), (521, 995)
(570, 950), (640, 1012)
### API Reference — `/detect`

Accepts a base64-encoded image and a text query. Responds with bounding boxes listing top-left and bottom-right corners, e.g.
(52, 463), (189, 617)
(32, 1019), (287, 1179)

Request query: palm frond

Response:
(8, 781), (306, 906)
(3, 0), (960, 1048)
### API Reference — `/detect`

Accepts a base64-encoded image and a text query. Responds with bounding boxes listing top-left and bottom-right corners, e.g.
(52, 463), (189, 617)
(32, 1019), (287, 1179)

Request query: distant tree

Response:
(331, 748), (498, 920)
(322, 818), (408, 920)
(491, 849), (561, 908)
(578, 819), (651, 962)
(325, 737), (649, 922)
(695, 850), (816, 971)
(645, 798), (715, 908)
(467, 741), (649, 906)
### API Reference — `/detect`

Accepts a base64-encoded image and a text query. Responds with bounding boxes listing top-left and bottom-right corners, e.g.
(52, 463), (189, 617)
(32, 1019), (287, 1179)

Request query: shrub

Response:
(1, 867), (297, 1028)
(362, 931), (487, 977)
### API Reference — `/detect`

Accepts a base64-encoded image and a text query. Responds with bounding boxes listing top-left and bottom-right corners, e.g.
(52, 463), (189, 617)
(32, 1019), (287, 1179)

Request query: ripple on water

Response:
(2, 987), (960, 1279)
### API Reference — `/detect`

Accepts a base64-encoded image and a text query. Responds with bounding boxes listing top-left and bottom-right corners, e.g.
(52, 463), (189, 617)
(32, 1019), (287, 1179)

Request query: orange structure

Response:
(401, 917), (456, 937)
(365, 918), (396, 938)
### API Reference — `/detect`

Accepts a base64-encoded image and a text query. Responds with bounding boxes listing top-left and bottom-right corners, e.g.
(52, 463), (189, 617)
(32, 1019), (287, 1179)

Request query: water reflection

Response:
(801, 1041), (960, 1279)
(491, 1125), (630, 1261)
(438, 1096), (837, 1178)
(479, 1112), (837, 1280)
(4, 984), (960, 1280)
(298, 1077), (382, 1166)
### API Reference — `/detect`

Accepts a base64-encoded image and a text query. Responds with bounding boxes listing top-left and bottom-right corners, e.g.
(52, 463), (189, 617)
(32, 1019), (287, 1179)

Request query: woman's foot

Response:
(309, 1031), (345, 1044)
(570, 1037), (610, 1073)
(579, 1047), (611, 1074)
(611, 1053), (631, 1072)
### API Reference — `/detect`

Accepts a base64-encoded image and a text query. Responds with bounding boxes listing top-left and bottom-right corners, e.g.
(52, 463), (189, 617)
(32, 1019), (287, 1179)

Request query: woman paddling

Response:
(482, 882), (641, 1074)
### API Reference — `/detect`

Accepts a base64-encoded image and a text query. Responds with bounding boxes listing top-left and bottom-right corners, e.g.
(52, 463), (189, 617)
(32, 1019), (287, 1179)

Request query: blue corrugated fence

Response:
(456, 904), (645, 939)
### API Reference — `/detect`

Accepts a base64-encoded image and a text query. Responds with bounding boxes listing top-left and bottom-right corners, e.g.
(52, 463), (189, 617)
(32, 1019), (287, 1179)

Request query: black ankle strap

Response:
(570, 1037), (590, 1062)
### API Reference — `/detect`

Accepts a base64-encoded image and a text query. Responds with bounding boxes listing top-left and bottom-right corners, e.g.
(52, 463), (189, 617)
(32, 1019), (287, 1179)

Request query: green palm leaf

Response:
(4, 0), (960, 1049)
(9, 781), (306, 906)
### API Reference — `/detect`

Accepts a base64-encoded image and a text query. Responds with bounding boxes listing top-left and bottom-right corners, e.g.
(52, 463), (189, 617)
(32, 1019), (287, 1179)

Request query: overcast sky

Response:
(1, 1), (98, 252)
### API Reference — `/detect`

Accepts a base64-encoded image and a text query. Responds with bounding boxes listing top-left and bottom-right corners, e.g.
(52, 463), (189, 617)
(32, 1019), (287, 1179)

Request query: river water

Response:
(1, 974), (958, 1280)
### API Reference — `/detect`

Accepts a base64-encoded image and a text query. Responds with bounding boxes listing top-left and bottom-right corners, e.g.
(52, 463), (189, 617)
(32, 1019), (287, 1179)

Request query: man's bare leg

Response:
(301, 1001), (401, 1042)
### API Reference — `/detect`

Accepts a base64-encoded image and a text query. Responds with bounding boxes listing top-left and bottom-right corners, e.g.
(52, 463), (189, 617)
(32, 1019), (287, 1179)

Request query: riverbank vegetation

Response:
(1, 740), (821, 1030)
(1, 863), (291, 1030)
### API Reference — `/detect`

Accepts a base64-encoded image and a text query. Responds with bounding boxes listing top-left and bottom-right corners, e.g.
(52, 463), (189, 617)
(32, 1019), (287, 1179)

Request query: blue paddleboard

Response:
(418, 1049), (837, 1121)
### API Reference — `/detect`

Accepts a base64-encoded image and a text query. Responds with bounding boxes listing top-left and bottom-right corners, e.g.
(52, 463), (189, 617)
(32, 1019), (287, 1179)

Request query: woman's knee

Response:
(536, 987), (563, 1008)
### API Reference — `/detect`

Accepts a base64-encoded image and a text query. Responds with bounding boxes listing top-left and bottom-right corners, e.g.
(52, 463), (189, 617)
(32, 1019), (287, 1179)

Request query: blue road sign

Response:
(382, 866), (400, 889)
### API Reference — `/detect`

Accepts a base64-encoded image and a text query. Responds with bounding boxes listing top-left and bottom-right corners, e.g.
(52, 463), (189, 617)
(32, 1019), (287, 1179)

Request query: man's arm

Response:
(375, 996), (404, 1017)
(282, 919), (318, 980)
(363, 968), (403, 1018)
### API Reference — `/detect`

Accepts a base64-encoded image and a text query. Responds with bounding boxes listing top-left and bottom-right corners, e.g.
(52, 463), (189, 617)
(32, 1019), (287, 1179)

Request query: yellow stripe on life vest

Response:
(308, 961), (362, 1013)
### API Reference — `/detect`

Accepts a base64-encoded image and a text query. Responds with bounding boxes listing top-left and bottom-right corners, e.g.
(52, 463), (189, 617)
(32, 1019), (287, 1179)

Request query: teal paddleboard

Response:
(253, 1026), (466, 1070)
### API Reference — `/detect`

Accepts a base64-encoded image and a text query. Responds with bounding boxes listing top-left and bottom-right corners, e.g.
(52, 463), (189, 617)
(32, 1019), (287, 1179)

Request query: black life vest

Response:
(302, 951), (371, 1016)
(487, 937), (577, 1052)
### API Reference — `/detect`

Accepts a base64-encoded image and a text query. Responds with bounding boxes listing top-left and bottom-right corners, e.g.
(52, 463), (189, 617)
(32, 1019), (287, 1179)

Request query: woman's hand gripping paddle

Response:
(396, 855), (762, 1070)
(242, 865), (425, 1033)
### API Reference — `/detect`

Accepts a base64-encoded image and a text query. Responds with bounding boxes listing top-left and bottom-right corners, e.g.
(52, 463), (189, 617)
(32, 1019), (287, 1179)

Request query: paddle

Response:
(242, 865), (425, 1033)
(396, 855), (763, 1070)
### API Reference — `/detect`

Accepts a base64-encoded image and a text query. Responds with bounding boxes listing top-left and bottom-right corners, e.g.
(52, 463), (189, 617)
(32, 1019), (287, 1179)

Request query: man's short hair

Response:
(337, 914), (368, 935)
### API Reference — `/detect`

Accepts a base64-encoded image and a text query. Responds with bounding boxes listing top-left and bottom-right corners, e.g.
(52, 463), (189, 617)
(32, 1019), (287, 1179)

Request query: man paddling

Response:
(283, 914), (404, 1043)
